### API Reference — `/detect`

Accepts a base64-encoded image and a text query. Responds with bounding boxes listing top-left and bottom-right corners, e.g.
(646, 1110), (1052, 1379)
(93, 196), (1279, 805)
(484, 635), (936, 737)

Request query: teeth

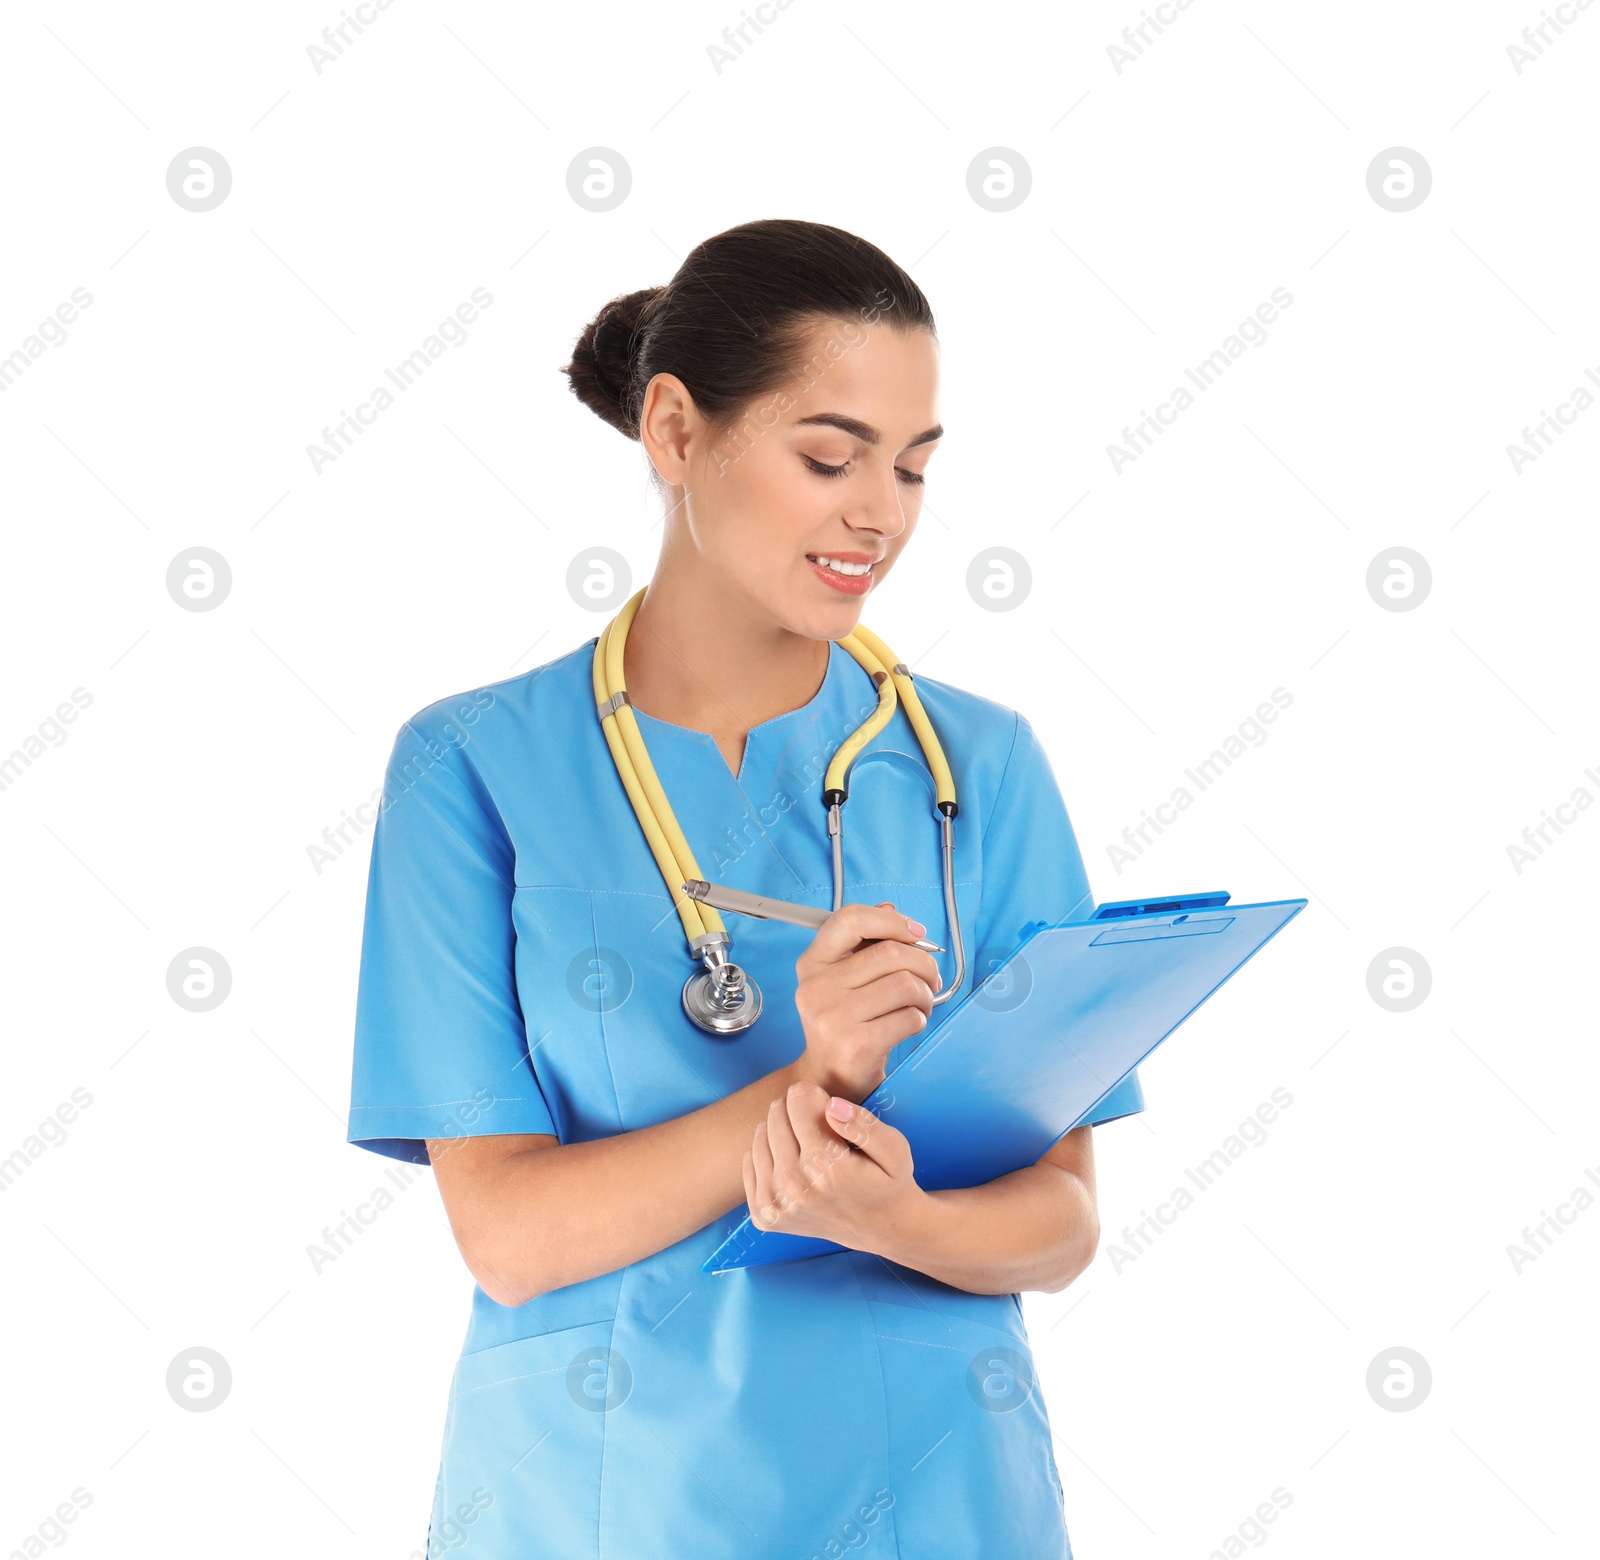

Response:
(813, 556), (871, 576)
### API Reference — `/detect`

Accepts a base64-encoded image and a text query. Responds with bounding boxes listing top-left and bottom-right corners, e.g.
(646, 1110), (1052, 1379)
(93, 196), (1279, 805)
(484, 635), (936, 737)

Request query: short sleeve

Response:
(973, 712), (1144, 1128)
(347, 719), (556, 1164)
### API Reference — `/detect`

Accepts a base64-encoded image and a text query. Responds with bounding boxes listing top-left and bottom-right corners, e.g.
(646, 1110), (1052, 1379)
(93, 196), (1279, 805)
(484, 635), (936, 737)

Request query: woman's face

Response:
(640, 318), (941, 643)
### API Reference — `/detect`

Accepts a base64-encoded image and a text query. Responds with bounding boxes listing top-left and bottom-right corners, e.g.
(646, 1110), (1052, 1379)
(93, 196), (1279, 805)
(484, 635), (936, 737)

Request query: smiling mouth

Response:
(806, 554), (879, 595)
(806, 554), (877, 577)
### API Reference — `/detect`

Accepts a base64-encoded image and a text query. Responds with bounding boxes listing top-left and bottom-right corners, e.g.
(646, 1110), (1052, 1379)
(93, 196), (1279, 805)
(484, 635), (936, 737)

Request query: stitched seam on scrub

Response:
(350, 1097), (545, 1112)
(514, 884), (670, 899)
(586, 893), (627, 1138)
(977, 710), (1024, 856)
(583, 868), (624, 1553)
(871, 1333), (971, 1354)
(846, 1258), (905, 1560)
(515, 879), (979, 896)
(458, 1363), (570, 1393)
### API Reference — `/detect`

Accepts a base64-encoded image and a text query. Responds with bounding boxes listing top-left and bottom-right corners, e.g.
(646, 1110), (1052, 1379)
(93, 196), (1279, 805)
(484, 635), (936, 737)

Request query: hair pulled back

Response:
(561, 218), (934, 446)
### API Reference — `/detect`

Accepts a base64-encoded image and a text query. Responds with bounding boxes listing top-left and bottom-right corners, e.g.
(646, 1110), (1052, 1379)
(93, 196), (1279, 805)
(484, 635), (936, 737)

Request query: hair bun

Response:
(562, 286), (664, 440)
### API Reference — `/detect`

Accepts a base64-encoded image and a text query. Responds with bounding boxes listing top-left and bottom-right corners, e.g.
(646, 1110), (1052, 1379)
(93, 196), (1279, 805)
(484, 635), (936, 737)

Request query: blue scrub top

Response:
(348, 635), (1144, 1560)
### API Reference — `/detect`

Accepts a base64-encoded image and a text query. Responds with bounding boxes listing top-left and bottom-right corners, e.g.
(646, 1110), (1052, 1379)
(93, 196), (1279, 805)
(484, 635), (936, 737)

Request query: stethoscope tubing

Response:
(593, 587), (966, 1031)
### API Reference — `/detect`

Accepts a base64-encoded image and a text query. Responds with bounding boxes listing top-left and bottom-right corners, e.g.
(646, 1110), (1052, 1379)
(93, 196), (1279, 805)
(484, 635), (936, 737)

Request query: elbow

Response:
(1042, 1206), (1099, 1295)
(455, 1235), (550, 1310)
(477, 1272), (537, 1309)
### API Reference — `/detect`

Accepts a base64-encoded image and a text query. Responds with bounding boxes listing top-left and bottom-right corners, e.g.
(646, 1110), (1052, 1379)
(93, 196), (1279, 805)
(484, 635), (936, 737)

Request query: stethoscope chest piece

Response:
(681, 930), (763, 1037)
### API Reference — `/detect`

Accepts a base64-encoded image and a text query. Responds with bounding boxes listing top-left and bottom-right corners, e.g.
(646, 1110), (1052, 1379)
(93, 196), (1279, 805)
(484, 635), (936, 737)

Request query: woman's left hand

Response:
(743, 1080), (924, 1250)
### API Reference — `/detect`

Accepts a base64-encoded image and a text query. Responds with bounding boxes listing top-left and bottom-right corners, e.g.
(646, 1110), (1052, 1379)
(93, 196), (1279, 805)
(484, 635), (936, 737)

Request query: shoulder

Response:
(392, 637), (597, 770)
(900, 669), (1049, 819)
(902, 668), (1039, 769)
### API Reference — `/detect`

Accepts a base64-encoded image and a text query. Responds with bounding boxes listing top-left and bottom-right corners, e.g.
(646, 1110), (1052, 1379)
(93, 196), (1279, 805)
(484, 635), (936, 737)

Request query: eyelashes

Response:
(802, 455), (926, 487)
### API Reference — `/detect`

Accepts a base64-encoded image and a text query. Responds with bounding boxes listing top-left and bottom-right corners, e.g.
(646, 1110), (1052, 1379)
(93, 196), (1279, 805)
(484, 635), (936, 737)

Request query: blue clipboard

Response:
(702, 890), (1306, 1273)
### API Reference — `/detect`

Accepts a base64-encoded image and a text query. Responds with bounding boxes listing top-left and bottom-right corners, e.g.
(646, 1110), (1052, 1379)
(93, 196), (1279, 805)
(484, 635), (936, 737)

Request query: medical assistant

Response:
(346, 635), (1145, 1560)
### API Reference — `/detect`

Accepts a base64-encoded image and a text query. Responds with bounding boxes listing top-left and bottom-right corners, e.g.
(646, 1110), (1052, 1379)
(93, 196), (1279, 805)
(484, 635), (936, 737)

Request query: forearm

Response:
(443, 1060), (805, 1304)
(867, 1163), (1100, 1296)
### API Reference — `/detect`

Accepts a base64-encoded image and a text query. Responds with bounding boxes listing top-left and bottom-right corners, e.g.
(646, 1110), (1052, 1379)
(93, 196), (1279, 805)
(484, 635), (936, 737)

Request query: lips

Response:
(807, 555), (876, 595)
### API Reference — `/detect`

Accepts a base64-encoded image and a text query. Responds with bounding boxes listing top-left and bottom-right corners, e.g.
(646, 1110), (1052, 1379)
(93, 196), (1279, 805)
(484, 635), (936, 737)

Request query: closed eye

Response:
(803, 455), (925, 486)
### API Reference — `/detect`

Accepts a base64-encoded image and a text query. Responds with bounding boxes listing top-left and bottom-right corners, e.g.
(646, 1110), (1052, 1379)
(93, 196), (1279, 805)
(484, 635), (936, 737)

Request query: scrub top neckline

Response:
(625, 638), (854, 787)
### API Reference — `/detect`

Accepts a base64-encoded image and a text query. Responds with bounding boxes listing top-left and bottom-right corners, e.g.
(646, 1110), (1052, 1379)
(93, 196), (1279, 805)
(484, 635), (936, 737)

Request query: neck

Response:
(623, 555), (831, 737)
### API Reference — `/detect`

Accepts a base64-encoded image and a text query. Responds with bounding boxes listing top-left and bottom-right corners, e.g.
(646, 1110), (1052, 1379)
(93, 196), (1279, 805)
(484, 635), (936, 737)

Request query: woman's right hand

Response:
(791, 901), (943, 1102)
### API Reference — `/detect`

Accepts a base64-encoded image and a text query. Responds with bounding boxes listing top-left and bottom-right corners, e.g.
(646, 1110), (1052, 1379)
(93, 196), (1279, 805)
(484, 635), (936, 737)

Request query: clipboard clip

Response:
(1091, 891), (1231, 920)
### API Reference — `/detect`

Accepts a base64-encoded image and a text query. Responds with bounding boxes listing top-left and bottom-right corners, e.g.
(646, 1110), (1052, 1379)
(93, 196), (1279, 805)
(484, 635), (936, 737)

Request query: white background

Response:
(2, 1), (1596, 1556)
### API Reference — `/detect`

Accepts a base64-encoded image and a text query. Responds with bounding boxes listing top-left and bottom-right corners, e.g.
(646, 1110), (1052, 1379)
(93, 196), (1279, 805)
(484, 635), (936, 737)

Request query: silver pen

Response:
(681, 879), (946, 953)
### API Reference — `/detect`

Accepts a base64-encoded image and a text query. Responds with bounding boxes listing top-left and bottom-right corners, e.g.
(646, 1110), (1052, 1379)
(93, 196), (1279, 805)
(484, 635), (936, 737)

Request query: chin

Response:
(794, 596), (867, 642)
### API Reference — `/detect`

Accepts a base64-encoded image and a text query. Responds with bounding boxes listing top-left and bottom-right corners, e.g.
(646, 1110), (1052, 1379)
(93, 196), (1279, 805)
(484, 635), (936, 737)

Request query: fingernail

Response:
(827, 1097), (853, 1122)
(905, 918), (926, 937)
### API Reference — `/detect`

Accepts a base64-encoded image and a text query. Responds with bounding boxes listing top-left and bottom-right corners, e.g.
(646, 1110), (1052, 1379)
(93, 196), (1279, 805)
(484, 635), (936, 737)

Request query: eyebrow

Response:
(793, 412), (944, 450)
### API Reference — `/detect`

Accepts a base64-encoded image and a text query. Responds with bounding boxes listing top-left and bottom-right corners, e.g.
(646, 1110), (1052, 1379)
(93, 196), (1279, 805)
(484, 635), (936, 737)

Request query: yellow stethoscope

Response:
(592, 586), (966, 1036)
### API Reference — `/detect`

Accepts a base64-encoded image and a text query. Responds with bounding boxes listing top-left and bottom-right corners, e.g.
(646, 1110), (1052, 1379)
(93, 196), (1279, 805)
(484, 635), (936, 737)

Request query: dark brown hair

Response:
(561, 219), (935, 447)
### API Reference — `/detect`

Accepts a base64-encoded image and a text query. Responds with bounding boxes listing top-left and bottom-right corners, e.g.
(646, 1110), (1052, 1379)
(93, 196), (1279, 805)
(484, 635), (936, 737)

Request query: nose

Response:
(843, 452), (913, 541)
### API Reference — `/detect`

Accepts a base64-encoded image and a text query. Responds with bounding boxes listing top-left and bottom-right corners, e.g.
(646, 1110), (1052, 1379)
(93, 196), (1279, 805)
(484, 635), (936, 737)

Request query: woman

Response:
(347, 218), (1144, 1559)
